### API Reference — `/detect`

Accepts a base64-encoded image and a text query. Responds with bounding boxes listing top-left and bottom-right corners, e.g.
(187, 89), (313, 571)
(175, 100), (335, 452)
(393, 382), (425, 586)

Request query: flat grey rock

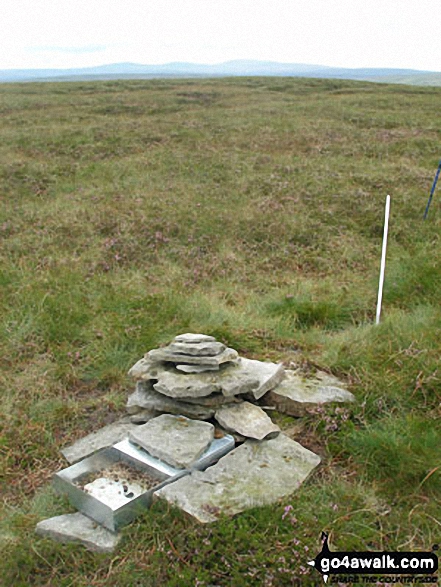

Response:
(217, 358), (285, 399)
(61, 417), (138, 464)
(176, 364), (220, 373)
(215, 401), (281, 440)
(132, 358), (284, 402)
(175, 393), (241, 408)
(35, 513), (121, 553)
(146, 346), (238, 367)
(126, 382), (215, 420)
(128, 357), (170, 381)
(266, 370), (355, 416)
(128, 357), (221, 381)
(174, 333), (216, 343)
(215, 360), (260, 396)
(129, 414), (215, 469)
(152, 360), (278, 400)
(241, 358), (286, 400)
(168, 341), (226, 357)
(153, 370), (220, 399)
(156, 434), (321, 523)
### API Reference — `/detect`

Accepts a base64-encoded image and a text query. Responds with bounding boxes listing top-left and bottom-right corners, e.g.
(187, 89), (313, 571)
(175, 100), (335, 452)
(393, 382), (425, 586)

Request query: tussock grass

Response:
(1, 77), (441, 585)
(345, 414), (441, 498)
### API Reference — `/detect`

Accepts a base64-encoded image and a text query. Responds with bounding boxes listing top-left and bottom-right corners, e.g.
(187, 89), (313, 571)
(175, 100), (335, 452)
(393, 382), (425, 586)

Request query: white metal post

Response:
(376, 195), (391, 325)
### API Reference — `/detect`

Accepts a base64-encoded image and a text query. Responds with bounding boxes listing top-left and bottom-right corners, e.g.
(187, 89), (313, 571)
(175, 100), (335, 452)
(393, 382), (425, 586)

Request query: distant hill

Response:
(1, 60), (441, 85)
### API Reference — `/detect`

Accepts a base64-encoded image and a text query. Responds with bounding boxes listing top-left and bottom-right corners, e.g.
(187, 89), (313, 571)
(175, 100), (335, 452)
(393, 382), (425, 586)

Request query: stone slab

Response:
(217, 358), (285, 399)
(153, 370), (220, 399)
(168, 341), (226, 357)
(174, 333), (216, 343)
(146, 346), (238, 367)
(128, 414), (215, 469)
(155, 434), (321, 523)
(35, 513), (121, 553)
(160, 359), (262, 399)
(132, 357), (284, 402)
(128, 357), (171, 381)
(215, 360), (260, 396)
(151, 359), (281, 400)
(158, 360), (258, 398)
(126, 382), (215, 420)
(241, 358), (286, 400)
(215, 401), (280, 440)
(174, 393), (240, 408)
(60, 417), (141, 464)
(128, 357), (220, 381)
(266, 370), (355, 416)
(176, 364), (220, 373)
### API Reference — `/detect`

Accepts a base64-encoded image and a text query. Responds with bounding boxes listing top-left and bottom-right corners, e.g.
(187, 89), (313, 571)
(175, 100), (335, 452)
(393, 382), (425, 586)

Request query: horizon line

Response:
(0, 59), (439, 74)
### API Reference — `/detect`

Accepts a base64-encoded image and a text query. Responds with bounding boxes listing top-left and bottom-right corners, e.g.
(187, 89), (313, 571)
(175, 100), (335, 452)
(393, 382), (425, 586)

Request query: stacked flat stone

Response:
(126, 333), (286, 440)
(126, 333), (355, 441)
(37, 332), (357, 551)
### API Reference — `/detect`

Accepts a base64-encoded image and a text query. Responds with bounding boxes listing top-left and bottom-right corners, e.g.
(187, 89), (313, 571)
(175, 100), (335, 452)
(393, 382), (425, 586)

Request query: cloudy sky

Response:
(2, 0), (440, 71)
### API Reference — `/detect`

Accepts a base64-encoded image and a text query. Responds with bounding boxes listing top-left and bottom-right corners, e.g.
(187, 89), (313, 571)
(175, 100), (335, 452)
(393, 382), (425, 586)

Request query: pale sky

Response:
(2, 0), (440, 71)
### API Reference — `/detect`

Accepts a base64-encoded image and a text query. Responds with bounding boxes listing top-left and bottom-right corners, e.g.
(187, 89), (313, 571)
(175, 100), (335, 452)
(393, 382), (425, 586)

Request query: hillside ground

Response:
(0, 77), (440, 586)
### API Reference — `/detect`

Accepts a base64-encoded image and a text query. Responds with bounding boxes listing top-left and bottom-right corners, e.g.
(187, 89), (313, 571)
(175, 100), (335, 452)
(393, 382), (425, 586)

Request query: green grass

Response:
(1, 76), (440, 585)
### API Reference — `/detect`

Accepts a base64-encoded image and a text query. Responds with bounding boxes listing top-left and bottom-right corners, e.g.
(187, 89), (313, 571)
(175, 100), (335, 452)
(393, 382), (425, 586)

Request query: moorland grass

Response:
(0, 76), (440, 586)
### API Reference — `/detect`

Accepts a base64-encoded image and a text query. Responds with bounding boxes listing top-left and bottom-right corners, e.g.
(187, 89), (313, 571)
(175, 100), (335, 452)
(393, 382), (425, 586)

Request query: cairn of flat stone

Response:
(39, 332), (357, 551)
(126, 332), (355, 442)
(126, 333), (286, 440)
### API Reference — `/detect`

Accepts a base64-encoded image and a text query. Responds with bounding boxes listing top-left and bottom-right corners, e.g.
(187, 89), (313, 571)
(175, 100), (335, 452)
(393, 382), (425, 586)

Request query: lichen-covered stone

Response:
(129, 415), (215, 469)
(175, 364), (220, 373)
(126, 382), (215, 420)
(215, 401), (280, 440)
(35, 513), (121, 553)
(218, 358), (285, 399)
(215, 360), (260, 396)
(128, 357), (171, 381)
(150, 358), (282, 400)
(174, 333), (216, 343)
(146, 346), (238, 367)
(153, 370), (220, 399)
(155, 434), (321, 523)
(265, 370), (355, 416)
(174, 393), (241, 408)
(168, 341), (226, 357)
(61, 417), (139, 464)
